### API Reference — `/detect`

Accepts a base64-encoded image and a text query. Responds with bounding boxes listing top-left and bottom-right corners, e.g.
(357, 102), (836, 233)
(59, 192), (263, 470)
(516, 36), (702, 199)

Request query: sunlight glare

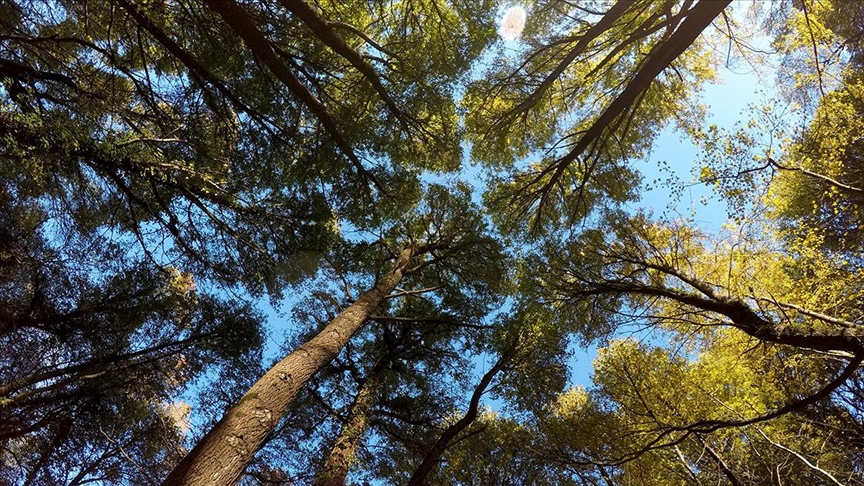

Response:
(500, 6), (526, 41)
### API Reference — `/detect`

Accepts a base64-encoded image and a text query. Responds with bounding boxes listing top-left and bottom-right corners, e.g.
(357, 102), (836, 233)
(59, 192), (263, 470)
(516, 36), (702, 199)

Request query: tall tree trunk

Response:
(162, 246), (420, 486)
(314, 360), (388, 486)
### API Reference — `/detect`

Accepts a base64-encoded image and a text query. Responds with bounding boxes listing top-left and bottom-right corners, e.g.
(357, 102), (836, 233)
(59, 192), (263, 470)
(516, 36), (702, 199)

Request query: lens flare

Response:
(500, 6), (527, 41)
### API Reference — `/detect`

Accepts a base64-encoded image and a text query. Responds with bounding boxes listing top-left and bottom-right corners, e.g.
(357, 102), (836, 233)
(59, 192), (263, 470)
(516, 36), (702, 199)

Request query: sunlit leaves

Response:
(769, 80), (864, 257)
(540, 332), (861, 484)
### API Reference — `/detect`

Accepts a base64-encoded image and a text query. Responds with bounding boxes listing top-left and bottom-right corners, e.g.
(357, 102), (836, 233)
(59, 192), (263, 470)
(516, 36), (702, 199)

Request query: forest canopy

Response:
(1, 0), (863, 485)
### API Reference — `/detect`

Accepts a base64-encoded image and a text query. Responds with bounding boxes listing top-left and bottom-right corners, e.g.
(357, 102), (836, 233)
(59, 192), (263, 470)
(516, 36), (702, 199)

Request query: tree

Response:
(537, 210), (864, 353)
(412, 413), (580, 486)
(0, 173), (264, 484)
(517, 1), (864, 470)
(465, 0), (729, 232)
(250, 238), (508, 485)
(768, 80), (864, 255)
(1, 0), (498, 291)
(2, 0), (500, 482)
(539, 333), (862, 485)
(7, 0), (864, 484)
(163, 184), (507, 485)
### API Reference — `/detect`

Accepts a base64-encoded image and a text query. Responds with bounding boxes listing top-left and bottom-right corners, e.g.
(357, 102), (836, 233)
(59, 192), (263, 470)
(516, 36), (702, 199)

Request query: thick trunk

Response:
(314, 363), (387, 486)
(162, 247), (417, 486)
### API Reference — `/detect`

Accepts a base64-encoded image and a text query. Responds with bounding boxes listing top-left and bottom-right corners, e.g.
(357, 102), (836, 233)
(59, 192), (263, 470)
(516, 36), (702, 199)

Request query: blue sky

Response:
(563, 58), (773, 388)
(635, 68), (765, 230)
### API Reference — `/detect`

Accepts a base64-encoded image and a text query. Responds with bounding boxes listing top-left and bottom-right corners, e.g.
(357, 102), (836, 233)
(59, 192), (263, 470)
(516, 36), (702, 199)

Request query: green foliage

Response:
(465, 0), (719, 233)
(769, 80), (864, 256)
(0, 193), (264, 483)
(232, 182), (512, 482)
(427, 413), (579, 485)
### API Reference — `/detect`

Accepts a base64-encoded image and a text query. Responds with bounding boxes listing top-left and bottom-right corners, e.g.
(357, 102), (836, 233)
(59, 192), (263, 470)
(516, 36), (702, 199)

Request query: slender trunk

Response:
(314, 362), (387, 486)
(598, 466), (616, 486)
(200, 0), (379, 190)
(406, 347), (515, 486)
(510, 0), (633, 117)
(162, 246), (418, 486)
(693, 433), (743, 486)
(274, 0), (404, 121)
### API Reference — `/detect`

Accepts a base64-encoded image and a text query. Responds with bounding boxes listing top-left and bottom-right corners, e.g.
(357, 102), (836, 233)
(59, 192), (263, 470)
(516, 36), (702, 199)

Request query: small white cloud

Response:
(500, 6), (527, 41)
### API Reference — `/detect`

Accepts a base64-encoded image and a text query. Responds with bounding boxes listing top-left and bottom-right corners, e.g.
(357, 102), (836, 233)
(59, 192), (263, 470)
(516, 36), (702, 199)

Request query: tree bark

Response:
(314, 361), (387, 486)
(162, 246), (419, 486)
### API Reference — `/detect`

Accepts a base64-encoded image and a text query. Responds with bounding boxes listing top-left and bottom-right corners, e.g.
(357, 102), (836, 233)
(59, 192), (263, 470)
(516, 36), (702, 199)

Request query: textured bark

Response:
(314, 362), (387, 486)
(162, 246), (418, 486)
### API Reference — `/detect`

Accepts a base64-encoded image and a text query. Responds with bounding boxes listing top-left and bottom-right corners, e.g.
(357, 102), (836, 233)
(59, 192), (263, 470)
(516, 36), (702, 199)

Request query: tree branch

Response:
(756, 428), (845, 486)
(607, 353), (863, 466)
(276, 0), (409, 127)
(406, 344), (517, 486)
(201, 0), (382, 193)
(527, 0), (731, 226)
(768, 157), (864, 194)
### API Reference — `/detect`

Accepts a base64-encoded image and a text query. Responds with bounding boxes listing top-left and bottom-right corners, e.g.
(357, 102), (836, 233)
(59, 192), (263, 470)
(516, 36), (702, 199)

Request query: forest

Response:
(1, 0), (863, 484)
